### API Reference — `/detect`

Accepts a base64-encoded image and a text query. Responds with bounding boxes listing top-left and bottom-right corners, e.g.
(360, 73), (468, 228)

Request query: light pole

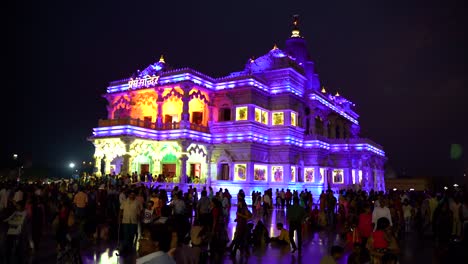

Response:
(13, 154), (20, 182)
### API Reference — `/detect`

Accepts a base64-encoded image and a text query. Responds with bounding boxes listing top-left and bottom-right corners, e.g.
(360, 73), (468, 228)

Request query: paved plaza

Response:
(20, 206), (467, 264)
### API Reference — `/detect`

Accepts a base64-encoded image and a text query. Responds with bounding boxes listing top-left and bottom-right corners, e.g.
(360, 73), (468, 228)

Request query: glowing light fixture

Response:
(321, 87), (326, 93)
(69, 162), (75, 169)
(159, 55), (165, 63)
(393, 188), (397, 191)
(444, 186), (448, 190)
(453, 184), (459, 187)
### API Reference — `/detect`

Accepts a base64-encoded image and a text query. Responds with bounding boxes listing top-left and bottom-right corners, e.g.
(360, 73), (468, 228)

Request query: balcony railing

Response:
(98, 118), (209, 133)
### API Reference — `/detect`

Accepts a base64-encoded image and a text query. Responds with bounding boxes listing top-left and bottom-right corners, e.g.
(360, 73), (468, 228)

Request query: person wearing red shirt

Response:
(358, 205), (373, 248)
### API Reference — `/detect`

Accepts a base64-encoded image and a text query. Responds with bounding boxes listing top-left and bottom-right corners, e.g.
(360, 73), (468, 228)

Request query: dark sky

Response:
(7, 0), (468, 178)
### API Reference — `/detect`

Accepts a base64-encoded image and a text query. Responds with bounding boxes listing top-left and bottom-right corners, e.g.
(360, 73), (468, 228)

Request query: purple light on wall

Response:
(309, 94), (359, 125)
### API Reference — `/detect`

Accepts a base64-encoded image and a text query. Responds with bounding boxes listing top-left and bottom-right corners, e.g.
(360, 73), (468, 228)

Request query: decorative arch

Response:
(187, 144), (208, 183)
(189, 89), (209, 104)
(93, 138), (126, 161)
(162, 86), (184, 100)
(216, 149), (234, 181)
(108, 95), (131, 119)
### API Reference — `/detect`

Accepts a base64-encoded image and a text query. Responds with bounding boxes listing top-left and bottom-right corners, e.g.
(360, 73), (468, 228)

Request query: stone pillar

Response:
(247, 162), (255, 182)
(94, 156), (102, 177)
(104, 158), (112, 175)
(157, 100), (164, 127)
(181, 84), (191, 128)
(323, 121), (329, 138)
(351, 124), (360, 138)
(329, 120), (336, 139)
(309, 116), (316, 135)
(338, 121), (345, 139)
(151, 158), (160, 176)
(206, 146), (214, 185)
(179, 155), (188, 184)
(121, 154), (131, 176)
(323, 168), (328, 189)
(285, 111), (292, 126)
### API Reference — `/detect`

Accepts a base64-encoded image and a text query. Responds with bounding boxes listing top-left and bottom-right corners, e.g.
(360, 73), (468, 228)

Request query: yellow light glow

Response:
(291, 112), (297, 126)
(272, 111), (284, 125)
(93, 138), (126, 161)
(129, 90), (158, 121)
(234, 164), (247, 181)
(321, 87), (327, 93)
(255, 108), (261, 122)
(162, 96), (183, 122)
(159, 55), (165, 63)
(335, 91), (340, 97)
(236, 106), (248, 121)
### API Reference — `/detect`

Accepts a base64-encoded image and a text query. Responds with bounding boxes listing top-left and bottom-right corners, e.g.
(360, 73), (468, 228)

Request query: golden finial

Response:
(291, 15), (301, 38)
(272, 44), (278, 50)
(321, 86), (326, 93)
(335, 91), (340, 96)
(159, 55), (165, 63)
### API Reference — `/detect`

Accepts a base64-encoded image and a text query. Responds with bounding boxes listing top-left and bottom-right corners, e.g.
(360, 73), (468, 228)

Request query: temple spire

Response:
(291, 14), (301, 38)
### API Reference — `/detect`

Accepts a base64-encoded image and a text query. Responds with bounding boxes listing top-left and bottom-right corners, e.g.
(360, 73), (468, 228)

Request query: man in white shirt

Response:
(119, 190), (142, 255)
(372, 200), (392, 231)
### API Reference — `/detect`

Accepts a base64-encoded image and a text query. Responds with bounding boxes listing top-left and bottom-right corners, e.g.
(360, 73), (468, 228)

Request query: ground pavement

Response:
(23, 206), (467, 264)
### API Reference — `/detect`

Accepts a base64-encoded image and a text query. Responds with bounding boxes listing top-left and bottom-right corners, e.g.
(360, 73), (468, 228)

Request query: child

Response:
(270, 223), (290, 247)
(142, 201), (155, 228)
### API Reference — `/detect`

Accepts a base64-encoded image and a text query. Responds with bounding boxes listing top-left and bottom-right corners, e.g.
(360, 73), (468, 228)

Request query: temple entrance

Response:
(189, 163), (201, 183)
(140, 164), (149, 175)
(162, 164), (176, 178)
(218, 163), (230, 180)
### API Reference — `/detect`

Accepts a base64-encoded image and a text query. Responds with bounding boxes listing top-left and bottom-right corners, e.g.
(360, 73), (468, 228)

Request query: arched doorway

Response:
(161, 153), (178, 182)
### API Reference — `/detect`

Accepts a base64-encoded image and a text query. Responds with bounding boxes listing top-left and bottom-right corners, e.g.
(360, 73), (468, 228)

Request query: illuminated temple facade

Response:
(89, 17), (386, 196)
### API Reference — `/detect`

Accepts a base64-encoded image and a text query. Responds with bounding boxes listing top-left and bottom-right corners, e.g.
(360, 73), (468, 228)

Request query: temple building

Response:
(89, 16), (386, 196)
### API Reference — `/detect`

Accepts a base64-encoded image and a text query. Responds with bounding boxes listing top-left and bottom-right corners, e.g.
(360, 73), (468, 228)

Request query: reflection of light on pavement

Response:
(100, 249), (119, 263)
(270, 225), (276, 238)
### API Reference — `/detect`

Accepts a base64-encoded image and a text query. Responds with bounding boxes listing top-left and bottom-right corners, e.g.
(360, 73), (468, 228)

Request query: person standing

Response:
(287, 196), (306, 253)
(73, 187), (88, 224)
(119, 190), (142, 255)
(326, 191), (337, 230)
(372, 200), (393, 231)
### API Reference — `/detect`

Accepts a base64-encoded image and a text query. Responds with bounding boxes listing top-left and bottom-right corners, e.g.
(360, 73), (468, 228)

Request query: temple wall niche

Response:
(189, 88), (209, 126)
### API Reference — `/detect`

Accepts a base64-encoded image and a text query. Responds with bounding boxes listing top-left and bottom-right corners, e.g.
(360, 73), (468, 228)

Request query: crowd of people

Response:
(0, 173), (466, 264)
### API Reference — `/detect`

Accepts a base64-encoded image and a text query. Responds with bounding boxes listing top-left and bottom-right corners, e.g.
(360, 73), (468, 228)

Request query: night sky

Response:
(7, 0), (468, 179)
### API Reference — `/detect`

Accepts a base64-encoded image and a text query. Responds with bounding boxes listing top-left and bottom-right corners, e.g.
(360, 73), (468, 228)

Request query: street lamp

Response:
(13, 154), (18, 160)
(69, 162), (75, 169)
(453, 184), (459, 188)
